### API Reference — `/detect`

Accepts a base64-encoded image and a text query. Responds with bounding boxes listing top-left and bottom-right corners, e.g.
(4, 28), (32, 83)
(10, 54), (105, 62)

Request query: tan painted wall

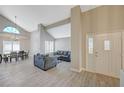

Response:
(71, 5), (124, 72)
(82, 6), (124, 34)
(81, 5), (124, 69)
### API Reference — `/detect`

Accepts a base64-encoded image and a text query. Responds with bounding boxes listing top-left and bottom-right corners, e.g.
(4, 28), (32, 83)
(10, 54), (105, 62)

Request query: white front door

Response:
(93, 32), (121, 78)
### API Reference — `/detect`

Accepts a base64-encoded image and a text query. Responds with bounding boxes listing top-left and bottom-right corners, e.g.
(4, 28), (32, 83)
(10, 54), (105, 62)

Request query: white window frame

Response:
(3, 41), (20, 54)
(104, 40), (111, 51)
(45, 41), (54, 54)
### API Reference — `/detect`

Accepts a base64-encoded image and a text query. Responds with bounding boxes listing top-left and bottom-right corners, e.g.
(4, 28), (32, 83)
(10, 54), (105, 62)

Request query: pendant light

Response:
(14, 16), (19, 41)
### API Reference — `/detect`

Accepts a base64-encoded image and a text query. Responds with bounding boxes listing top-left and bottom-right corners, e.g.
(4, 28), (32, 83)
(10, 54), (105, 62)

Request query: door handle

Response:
(95, 55), (98, 57)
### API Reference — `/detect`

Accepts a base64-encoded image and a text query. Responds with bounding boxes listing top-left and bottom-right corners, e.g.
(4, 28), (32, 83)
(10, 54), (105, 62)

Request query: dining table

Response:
(0, 51), (29, 63)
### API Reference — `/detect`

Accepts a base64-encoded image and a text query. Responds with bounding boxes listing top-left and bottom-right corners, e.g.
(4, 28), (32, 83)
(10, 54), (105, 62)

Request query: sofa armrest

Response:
(45, 57), (57, 63)
(44, 57), (57, 69)
(34, 55), (45, 68)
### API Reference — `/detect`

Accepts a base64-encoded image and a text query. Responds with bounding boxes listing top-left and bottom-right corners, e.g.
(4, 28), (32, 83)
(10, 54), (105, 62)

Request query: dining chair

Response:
(10, 52), (18, 62)
(0, 54), (2, 63)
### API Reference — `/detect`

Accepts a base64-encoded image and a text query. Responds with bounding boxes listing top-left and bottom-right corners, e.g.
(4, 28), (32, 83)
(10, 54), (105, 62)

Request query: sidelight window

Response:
(104, 40), (110, 51)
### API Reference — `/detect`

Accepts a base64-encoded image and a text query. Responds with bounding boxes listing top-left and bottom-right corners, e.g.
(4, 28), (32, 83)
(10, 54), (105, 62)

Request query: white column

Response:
(38, 24), (46, 54)
(71, 6), (83, 72)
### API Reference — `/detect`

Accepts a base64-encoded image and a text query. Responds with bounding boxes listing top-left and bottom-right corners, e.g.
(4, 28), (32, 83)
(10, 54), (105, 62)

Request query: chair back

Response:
(0, 54), (2, 63)
(10, 52), (17, 57)
(18, 51), (24, 56)
(27, 50), (30, 55)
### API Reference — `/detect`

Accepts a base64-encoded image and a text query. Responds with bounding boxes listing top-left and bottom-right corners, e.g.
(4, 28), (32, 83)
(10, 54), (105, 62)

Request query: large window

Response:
(45, 41), (54, 54)
(3, 41), (20, 54)
(3, 27), (20, 34)
(88, 37), (93, 54)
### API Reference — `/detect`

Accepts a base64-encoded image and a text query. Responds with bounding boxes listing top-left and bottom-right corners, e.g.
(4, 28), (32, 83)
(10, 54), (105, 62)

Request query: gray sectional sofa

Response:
(54, 50), (71, 62)
(34, 53), (58, 71)
(34, 50), (71, 71)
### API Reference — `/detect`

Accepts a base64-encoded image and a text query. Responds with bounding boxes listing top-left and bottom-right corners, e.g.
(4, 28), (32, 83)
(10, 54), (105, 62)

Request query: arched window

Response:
(3, 27), (20, 34)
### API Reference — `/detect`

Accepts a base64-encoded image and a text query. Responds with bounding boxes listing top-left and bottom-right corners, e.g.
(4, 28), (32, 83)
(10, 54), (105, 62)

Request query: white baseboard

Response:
(70, 68), (92, 73)
(70, 67), (84, 73)
(83, 68), (96, 73)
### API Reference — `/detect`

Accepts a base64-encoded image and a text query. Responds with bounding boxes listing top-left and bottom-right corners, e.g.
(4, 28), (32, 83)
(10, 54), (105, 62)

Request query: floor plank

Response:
(0, 58), (120, 87)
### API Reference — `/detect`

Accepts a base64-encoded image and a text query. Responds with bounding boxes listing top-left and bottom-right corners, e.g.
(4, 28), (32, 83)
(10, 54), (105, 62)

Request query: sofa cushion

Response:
(57, 51), (60, 55)
(63, 51), (68, 55)
(36, 53), (45, 59)
(63, 55), (69, 58)
(53, 50), (71, 62)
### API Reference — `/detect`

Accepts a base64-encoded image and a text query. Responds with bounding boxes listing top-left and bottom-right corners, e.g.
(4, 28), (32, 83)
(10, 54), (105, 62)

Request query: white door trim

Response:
(86, 32), (122, 78)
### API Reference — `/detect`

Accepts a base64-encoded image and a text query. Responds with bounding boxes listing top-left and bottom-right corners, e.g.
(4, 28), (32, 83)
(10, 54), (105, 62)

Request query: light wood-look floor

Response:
(0, 58), (119, 87)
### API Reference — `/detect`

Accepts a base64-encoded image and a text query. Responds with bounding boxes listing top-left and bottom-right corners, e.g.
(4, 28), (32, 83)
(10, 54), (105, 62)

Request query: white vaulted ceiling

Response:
(47, 23), (71, 39)
(0, 5), (74, 32)
(0, 5), (100, 38)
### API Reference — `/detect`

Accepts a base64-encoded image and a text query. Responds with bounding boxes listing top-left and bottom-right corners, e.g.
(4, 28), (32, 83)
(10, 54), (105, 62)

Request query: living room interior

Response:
(1, 5), (124, 87)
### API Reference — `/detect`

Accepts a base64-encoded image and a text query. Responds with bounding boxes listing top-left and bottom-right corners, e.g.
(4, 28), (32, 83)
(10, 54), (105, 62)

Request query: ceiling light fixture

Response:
(13, 16), (19, 41)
